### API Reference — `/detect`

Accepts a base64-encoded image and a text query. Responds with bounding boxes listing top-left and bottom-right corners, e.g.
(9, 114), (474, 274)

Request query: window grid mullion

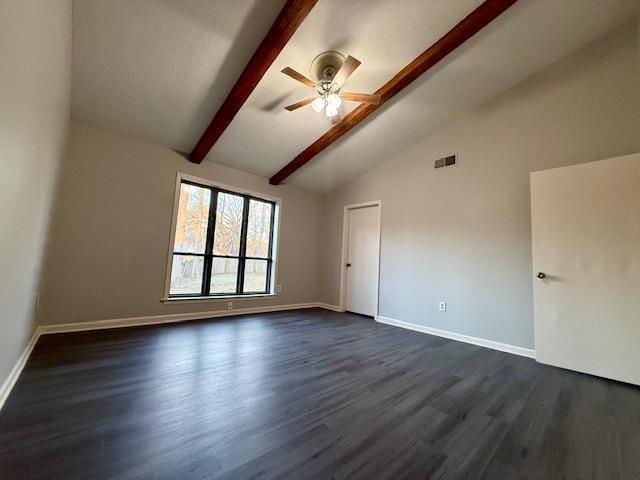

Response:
(265, 198), (276, 293)
(236, 197), (250, 294)
(202, 188), (218, 296)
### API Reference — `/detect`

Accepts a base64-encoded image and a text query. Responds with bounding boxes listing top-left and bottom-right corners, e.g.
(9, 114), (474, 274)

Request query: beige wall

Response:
(37, 122), (325, 325)
(0, 1), (71, 382)
(322, 21), (640, 349)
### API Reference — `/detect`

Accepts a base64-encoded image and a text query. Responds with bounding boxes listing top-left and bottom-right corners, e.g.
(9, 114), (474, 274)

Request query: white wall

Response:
(0, 1), (72, 382)
(322, 21), (640, 349)
(37, 122), (325, 325)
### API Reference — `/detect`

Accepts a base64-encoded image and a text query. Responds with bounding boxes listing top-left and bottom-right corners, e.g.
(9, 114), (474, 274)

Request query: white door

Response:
(345, 205), (380, 317)
(531, 153), (640, 385)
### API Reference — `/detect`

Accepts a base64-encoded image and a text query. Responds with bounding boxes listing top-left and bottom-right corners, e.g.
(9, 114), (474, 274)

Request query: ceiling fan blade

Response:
(284, 97), (316, 111)
(281, 67), (318, 88)
(332, 55), (361, 88)
(340, 92), (381, 105)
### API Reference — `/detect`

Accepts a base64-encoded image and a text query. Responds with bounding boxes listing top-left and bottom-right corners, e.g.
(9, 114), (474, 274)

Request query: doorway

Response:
(340, 202), (381, 317)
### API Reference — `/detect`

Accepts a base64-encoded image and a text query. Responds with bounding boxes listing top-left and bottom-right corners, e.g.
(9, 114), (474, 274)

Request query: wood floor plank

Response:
(1, 308), (639, 479)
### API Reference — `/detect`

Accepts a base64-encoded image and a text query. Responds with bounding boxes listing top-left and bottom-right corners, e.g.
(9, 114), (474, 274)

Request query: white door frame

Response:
(339, 201), (382, 316)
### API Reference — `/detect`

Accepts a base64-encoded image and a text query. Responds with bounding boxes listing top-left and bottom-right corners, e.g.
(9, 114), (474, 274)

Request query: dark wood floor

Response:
(1, 308), (639, 479)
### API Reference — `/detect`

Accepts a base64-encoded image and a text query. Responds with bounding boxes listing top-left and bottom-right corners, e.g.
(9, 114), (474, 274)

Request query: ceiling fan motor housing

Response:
(310, 51), (346, 84)
(322, 65), (336, 81)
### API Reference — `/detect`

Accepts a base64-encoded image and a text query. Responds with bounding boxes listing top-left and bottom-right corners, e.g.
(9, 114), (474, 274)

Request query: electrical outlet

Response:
(439, 301), (447, 312)
(276, 284), (282, 293)
(227, 301), (233, 310)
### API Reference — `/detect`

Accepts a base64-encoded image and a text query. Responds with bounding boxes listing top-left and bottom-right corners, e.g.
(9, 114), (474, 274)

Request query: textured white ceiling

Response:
(72, 0), (638, 193)
(72, 0), (287, 151)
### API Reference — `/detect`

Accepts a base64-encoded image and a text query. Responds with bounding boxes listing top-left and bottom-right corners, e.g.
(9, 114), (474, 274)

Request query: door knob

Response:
(346, 263), (352, 268)
(536, 272), (546, 279)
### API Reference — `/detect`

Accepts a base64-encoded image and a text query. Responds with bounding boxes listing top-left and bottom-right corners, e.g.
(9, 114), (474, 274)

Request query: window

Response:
(167, 177), (277, 298)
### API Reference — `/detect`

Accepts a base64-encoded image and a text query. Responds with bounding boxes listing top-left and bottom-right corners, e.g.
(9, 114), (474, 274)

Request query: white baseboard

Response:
(0, 330), (41, 410)
(376, 315), (535, 358)
(1, 302), (333, 410)
(317, 303), (344, 312)
(38, 302), (323, 334)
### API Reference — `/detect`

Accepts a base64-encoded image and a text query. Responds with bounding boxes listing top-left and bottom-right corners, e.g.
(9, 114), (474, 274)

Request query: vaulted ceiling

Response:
(72, 0), (637, 193)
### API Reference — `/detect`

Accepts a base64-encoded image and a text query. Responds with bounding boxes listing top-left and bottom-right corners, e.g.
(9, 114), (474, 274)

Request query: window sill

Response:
(161, 293), (278, 304)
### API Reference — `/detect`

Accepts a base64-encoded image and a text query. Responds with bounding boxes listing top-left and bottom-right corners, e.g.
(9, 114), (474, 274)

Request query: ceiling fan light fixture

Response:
(325, 105), (338, 117)
(326, 93), (341, 109)
(311, 96), (325, 113)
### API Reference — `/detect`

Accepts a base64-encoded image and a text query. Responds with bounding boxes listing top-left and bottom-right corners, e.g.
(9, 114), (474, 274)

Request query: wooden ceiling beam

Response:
(189, 0), (319, 164)
(269, 0), (518, 185)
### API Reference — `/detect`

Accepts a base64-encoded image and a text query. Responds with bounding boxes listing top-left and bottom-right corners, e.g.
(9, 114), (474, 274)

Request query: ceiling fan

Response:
(281, 51), (381, 124)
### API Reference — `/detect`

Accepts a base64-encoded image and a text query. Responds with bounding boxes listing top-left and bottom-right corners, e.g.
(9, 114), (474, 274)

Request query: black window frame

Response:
(169, 179), (277, 298)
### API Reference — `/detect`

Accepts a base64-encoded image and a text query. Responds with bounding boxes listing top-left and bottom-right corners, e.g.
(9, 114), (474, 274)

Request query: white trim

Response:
(162, 171), (283, 300)
(38, 303), (321, 334)
(317, 303), (344, 312)
(0, 330), (41, 410)
(162, 173), (184, 300)
(161, 293), (278, 304)
(339, 201), (382, 316)
(376, 315), (536, 358)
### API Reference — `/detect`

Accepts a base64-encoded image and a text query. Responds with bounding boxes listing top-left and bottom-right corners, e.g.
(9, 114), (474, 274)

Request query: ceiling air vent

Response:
(435, 154), (457, 169)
